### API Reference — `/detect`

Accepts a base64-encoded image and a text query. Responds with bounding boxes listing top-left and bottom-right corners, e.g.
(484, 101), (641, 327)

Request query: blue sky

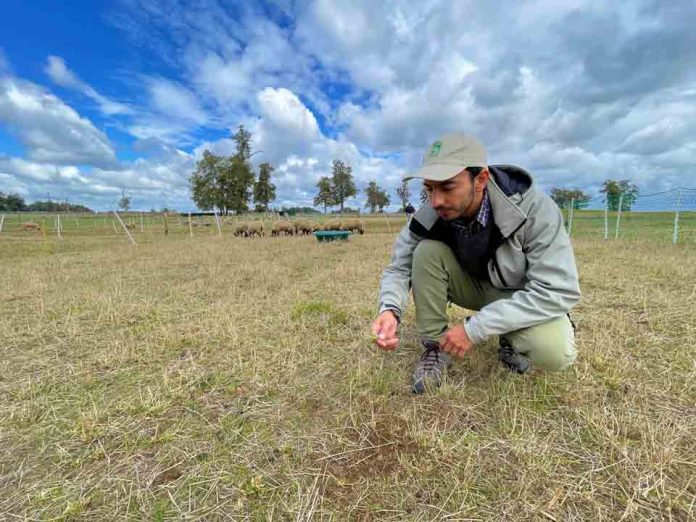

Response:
(1, 0), (695, 211)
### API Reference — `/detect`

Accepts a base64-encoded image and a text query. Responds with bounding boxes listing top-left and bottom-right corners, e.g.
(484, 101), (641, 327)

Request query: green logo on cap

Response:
(429, 141), (442, 157)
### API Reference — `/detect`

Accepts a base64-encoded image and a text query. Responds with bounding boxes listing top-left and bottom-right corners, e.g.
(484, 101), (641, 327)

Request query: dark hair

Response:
(466, 167), (484, 179)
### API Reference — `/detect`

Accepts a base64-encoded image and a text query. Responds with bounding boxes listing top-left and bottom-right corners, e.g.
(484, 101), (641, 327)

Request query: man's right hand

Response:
(371, 310), (399, 351)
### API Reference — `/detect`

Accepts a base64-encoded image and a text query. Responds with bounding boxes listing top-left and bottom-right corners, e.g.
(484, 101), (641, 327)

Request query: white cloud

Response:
(45, 56), (132, 116)
(0, 148), (196, 211)
(147, 77), (208, 125)
(251, 87), (320, 164)
(0, 76), (118, 168)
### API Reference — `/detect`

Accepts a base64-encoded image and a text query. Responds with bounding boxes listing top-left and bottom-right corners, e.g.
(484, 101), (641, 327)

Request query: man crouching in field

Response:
(371, 134), (580, 394)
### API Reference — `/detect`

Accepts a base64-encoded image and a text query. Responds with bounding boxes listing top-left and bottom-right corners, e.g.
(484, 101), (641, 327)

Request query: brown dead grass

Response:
(0, 229), (694, 520)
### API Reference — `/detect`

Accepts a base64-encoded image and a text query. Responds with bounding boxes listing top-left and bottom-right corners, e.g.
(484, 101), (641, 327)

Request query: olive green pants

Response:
(412, 240), (576, 372)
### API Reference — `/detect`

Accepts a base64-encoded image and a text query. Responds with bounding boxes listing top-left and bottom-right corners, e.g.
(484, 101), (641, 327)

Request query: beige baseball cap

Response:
(405, 134), (487, 181)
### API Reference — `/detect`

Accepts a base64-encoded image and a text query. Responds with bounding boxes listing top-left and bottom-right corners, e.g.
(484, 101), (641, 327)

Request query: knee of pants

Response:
(413, 239), (453, 270)
(506, 317), (577, 372)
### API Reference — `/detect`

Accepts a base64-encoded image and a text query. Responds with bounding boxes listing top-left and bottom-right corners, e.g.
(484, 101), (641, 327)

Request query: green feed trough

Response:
(314, 230), (351, 242)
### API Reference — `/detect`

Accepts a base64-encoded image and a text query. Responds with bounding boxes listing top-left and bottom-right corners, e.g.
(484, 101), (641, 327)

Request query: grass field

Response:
(1, 214), (695, 520)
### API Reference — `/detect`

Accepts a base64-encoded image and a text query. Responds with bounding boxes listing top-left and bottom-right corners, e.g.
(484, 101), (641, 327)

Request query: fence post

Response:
(614, 193), (624, 240)
(188, 212), (193, 237)
(604, 198), (609, 239)
(568, 198), (575, 237)
(140, 212), (144, 233)
(381, 211), (392, 234)
(113, 211), (137, 245)
(672, 189), (682, 244)
(214, 208), (222, 237)
(0, 214), (4, 233)
(56, 214), (63, 239)
(163, 212), (169, 236)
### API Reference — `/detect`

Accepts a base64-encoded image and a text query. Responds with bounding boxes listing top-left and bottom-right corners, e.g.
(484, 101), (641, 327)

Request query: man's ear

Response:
(476, 168), (490, 192)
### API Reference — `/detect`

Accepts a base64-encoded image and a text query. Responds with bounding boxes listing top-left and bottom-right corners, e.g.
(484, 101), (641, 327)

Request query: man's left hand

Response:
(440, 324), (473, 358)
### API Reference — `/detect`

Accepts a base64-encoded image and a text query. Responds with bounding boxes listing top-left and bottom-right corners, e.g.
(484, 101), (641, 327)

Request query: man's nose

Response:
(430, 190), (443, 208)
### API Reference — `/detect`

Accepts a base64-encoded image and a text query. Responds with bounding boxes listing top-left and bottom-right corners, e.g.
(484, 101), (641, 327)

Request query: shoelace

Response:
(420, 346), (441, 372)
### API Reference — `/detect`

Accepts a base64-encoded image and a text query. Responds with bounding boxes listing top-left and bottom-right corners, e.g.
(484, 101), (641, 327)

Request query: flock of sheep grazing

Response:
(16, 217), (366, 238)
(233, 218), (364, 238)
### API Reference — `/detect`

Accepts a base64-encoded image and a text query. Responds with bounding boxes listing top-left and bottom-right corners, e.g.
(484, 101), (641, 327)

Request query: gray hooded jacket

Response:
(378, 165), (581, 344)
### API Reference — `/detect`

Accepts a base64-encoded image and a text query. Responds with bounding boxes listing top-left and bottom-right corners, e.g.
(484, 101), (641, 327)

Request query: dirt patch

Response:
(314, 415), (417, 481)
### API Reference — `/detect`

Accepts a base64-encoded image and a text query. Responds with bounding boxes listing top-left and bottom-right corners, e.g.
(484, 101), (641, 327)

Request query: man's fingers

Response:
(377, 336), (399, 350)
(440, 334), (451, 353)
(381, 324), (396, 339)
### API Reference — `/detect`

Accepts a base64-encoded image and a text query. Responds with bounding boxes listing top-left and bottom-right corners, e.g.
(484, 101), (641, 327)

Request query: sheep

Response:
(245, 221), (265, 237)
(293, 219), (317, 236)
(342, 219), (364, 235)
(322, 218), (342, 231)
(22, 222), (41, 231)
(272, 220), (294, 236)
(233, 223), (248, 237)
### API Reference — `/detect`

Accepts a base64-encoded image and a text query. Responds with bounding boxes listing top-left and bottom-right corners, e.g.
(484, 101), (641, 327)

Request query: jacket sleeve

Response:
(464, 196), (581, 344)
(378, 223), (423, 319)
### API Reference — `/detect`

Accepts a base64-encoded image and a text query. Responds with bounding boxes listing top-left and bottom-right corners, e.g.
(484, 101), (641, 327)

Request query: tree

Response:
(550, 188), (591, 210)
(364, 180), (381, 213)
(190, 150), (222, 212)
(601, 179), (639, 211)
(233, 124), (252, 161)
(419, 185), (429, 204)
(0, 192), (27, 211)
(220, 155), (255, 214)
(364, 181), (391, 213)
(26, 200), (92, 212)
(377, 189), (390, 212)
(313, 176), (334, 213)
(253, 162), (276, 212)
(330, 160), (357, 212)
(396, 179), (411, 211)
(118, 187), (131, 212)
(189, 126), (260, 215)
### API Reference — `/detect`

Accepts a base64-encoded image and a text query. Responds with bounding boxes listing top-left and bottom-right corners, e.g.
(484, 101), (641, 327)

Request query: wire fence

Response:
(562, 187), (696, 244)
(1, 187), (696, 250)
(0, 211), (405, 253)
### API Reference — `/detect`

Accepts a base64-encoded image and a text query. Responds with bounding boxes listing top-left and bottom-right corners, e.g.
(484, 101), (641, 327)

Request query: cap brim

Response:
(403, 163), (464, 182)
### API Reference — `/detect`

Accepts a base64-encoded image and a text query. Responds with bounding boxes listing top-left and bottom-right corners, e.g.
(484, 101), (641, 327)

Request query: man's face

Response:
(424, 168), (488, 221)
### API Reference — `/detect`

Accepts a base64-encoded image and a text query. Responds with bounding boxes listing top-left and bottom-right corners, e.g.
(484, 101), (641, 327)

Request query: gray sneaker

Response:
(412, 341), (452, 394)
(499, 338), (530, 374)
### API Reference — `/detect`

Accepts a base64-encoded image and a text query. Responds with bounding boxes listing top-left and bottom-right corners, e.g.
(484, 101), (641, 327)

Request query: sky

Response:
(0, 0), (695, 212)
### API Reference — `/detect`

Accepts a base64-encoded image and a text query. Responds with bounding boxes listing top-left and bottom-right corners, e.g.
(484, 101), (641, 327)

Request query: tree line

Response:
(189, 126), (417, 215)
(0, 192), (93, 212)
(312, 164), (424, 214)
(550, 180), (640, 211)
(312, 160), (396, 214)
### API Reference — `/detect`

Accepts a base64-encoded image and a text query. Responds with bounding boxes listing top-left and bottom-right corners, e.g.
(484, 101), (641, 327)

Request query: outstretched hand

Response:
(440, 324), (473, 358)
(371, 311), (399, 351)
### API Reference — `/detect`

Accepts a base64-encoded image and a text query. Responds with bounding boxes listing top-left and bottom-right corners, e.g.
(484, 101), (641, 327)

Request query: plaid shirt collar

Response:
(474, 188), (490, 227)
(452, 188), (490, 231)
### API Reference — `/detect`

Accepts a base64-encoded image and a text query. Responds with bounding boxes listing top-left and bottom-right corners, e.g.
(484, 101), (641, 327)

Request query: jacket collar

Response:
(486, 175), (527, 238)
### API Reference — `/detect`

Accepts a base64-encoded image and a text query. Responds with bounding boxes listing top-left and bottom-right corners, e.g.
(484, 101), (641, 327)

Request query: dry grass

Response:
(1, 228), (694, 520)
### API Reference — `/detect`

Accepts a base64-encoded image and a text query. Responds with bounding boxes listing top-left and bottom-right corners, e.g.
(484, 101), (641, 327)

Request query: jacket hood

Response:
(489, 165), (533, 197)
